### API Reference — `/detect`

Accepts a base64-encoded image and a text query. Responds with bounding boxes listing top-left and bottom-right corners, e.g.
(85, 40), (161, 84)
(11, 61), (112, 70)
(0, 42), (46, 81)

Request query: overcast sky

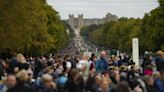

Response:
(47, 0), (159, 19)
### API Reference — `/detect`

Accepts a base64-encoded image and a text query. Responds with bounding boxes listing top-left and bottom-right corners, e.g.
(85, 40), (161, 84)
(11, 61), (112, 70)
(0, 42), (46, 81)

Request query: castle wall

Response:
(67, 13), (118, 29)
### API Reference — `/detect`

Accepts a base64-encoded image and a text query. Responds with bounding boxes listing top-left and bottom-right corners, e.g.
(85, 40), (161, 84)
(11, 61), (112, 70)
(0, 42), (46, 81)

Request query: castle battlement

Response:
(66, 13), (118, 29)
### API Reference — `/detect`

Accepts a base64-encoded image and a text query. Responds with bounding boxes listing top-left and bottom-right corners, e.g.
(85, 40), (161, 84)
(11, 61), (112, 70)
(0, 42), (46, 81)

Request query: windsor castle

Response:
(66, 13), (118, 29)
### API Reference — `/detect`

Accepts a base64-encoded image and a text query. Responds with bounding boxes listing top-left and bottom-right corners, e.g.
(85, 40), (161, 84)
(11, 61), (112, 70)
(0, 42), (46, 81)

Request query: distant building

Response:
(66, 13), (118, 29)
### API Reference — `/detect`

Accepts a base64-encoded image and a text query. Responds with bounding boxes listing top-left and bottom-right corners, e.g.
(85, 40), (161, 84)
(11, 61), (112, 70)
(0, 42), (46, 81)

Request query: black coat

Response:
(7, 82), (34, 92)
(18, 63), (29, 70)
(65, 78), (83, 92)
(155, 57), (164, 71)
(8, 58), (19, 74)
(38, 86), (57, 92)
(146, 85), (159, 92)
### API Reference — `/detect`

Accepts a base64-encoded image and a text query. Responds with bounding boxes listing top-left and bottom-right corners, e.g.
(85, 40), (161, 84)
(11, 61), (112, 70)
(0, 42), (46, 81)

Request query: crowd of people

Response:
(0, 50), (163, 92)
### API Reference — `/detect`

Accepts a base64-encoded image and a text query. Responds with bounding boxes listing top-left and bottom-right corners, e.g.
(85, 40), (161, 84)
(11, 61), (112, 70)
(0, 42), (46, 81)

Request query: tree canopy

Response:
(0, 0), (70, 56)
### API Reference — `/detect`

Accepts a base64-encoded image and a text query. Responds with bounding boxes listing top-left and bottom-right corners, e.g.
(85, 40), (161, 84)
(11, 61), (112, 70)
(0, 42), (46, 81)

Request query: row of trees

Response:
(63, 21), (75, 38)
(0, 0), (70, 56)
(81, 0), (164, 54)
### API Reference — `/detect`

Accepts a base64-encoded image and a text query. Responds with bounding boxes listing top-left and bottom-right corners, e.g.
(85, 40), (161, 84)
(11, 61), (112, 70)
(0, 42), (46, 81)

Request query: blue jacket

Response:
(155, 79), (164, 92)
(96, 57), (108, 73)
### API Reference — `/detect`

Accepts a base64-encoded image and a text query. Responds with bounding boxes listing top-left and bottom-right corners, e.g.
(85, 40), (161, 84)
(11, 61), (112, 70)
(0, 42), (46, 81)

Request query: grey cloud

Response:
(47, 0), (159, 19)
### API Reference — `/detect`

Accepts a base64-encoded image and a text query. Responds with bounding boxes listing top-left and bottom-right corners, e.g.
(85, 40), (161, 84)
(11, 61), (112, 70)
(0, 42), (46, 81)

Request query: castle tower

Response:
(78, 14), (83, 29)
(106, 13), (118, 21)
(106, 13), (112, 21)
(69, 14), (75, 29)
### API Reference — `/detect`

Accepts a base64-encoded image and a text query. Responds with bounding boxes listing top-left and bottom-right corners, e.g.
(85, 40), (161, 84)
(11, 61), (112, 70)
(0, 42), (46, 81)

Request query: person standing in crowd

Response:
(118, 81), (130, 92)
(16, 54), (30, 71)
(34, 57), (44, 79)
(7, 53), (30, 74)
(38, 74), (57, 92)
(76, 55), (89, 81)
(7, 55), (19, 74)
(62, 56), (72, 76)
(96, 76), (112, 92)
(0, 59), (6, 80)
(158, 69), (164, 92)
(89, 53), (97, 74)
(85, 55), (97, 92)
(0, 75), (16, 92)
(7, 70), (35, 92)
(141, 55), (152, 71)
(153, 71), (164, 92)
(65, 69), (84, 92)
(144, 75), (159, 92)
(57, 73), (68, 92)
(155, 51), (164, 72)
(92, 74), (102, 92)
(96, 51), (108, 73)
(111, 55), (118, 66)
(127, 65), (138, 79)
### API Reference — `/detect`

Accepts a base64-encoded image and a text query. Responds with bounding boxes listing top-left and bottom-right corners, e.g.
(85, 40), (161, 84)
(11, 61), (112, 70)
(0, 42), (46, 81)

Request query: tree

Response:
(140, 0), (164, 51)
(0, 0), (70, 56)
(88, 18), (140, 53)
(44, 4), (70, 51)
